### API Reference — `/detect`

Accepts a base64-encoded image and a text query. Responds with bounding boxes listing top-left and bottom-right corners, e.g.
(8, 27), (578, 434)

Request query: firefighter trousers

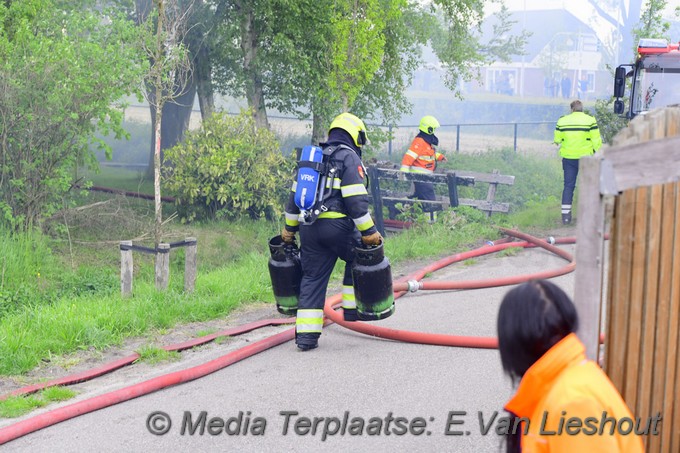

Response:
(296, 217), (361, 340)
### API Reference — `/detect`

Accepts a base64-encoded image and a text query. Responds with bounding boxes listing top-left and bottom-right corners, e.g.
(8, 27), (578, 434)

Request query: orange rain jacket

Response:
(400, 136), (445, 174)
(504, 333), (645, 452)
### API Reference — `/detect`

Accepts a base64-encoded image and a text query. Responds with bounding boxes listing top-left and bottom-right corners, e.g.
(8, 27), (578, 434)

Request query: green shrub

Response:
(163, 111), (295, 222)
(592, 97), (628, 145)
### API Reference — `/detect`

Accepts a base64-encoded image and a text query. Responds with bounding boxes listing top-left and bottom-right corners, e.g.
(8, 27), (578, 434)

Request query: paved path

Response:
(3, 243), (576, 452)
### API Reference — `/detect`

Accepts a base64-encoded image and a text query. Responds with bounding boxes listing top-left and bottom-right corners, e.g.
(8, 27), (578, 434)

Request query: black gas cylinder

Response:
(268, 235), (302, 315)
(351, 241), (394, 321)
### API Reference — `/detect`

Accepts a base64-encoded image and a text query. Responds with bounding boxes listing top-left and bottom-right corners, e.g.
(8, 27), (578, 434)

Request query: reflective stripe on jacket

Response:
(400, 136), (444, 174)
(504, 333), (644, 453)
(554, 111), (602, 159)
(284, 145), (376, 235)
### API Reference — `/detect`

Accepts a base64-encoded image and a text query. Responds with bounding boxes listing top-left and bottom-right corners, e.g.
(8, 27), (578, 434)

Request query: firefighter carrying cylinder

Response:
(352, 241), (395, 320)
(268, 235), (302, 316)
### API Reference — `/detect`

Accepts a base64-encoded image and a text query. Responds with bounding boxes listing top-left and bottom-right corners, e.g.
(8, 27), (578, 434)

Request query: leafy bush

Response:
(0, 1), (145, 229)
(163, 111), (295, 222)
(592, 97), (628, 145)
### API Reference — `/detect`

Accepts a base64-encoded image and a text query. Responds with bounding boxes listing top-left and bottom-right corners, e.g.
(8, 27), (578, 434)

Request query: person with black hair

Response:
(498, 280), (643, 452)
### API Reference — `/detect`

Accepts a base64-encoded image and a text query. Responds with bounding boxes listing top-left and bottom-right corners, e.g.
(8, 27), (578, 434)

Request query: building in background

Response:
(469, 9), (610, 99)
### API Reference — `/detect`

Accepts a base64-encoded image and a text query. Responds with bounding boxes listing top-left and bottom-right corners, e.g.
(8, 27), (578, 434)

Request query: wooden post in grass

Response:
(155, 243), (170, 290)
(120, 240), (133, 297)
(184, 237), (197, 293)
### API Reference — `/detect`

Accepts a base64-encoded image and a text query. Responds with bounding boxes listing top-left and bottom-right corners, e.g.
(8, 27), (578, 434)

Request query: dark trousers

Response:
(562, 158), (580, 207)
(414, 182), (438, 222)
(389, 181), (436, 219)
(413, 181), (436, 201)
(298, 218), (360, 314)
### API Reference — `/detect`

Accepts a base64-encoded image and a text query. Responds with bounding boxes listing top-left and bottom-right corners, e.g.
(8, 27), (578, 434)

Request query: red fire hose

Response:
(2, 318), (295, 400)
(0, 229), (575, 445)
(322, 228), (575, 347)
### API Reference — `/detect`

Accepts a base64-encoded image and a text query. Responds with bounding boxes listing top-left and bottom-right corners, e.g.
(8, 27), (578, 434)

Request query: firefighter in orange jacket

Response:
(400, 116), (446, 212)
(498, 280), (645, 453)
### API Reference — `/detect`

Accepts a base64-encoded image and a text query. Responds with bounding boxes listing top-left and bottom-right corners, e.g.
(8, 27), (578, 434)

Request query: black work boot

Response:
(295, 333), (319, 351)
(343, 308), (358, 322)
(562, 213), (572, 225)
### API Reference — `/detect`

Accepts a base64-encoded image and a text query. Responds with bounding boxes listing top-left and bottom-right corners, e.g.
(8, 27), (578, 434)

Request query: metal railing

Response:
(379, 121), (557, 156)
(123, 105), (558, 157)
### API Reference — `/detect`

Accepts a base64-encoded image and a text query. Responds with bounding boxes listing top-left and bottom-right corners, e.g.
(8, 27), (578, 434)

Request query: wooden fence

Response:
(573, 106), (680, 452)
(368, 165), (514, 235)
(120, 238), (197, 295)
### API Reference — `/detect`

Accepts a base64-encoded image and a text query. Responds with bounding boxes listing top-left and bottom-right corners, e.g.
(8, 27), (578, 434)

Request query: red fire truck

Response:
(614, 38), (680, 118)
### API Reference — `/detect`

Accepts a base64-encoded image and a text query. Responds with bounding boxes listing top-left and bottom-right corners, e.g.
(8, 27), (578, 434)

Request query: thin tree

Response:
(138, 0), (193, 246)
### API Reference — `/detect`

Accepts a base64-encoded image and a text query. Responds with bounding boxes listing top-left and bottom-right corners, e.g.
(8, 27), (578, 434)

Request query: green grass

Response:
(214, 335), (230, 345)
(0, 254), (272, 374)
(0, 211), (499, 376)
(0, 148), (566, 377)
(196, 329), (217, 337)
(496, 247), (522, 258)
(0, 386), (76, 418)
(505, 196), (562, 231)
(135, 345), (181, 365)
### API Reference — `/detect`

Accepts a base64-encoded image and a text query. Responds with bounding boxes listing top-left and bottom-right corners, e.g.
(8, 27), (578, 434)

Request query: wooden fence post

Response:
(446, 172), (459, 208)
(573, 155), (606, 361)
(485, 169), (500, 217)
(184, 237), (197, 293)
(155, 243), (170, 290)
(120, 240), (133, 297)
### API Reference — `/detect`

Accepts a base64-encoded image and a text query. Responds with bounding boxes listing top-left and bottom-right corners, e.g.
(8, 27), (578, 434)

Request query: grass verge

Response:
(0, 149), (566, 378)
(0, 208), (499, 376)
(0, 386), (77, 418)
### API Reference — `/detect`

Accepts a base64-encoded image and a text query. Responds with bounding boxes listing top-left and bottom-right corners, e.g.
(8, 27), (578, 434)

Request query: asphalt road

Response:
(2, 242), (576, 452)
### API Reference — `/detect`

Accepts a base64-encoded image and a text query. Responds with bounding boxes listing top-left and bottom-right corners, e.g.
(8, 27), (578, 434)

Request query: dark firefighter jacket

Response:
(284, 131), (377, 237)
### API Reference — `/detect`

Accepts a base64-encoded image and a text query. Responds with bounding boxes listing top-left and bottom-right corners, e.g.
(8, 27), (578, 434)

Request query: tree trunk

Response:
(153, 107), (163, 246)
(195, 42), (215, 121)
(311, 106), (327, 146)
(240, 3), (270, 130)
(146, 77), (196, 177)
(588, 0), (643, 64)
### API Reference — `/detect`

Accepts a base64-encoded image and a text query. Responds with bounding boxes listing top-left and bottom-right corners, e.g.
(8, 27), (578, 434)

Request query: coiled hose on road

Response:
(0, 228), (575, 445)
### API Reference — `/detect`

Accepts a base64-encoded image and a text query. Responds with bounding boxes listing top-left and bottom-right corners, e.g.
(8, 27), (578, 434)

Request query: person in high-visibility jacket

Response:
(554, 100), (602, 224)
(499, 280), (644, 453)
(400, 115), (447, 200)
(281, 112), (382, 351)
(399, 116), (446, 220)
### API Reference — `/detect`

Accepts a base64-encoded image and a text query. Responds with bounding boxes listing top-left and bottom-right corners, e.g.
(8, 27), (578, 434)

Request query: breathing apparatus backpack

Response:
(294, 144), (344, 224)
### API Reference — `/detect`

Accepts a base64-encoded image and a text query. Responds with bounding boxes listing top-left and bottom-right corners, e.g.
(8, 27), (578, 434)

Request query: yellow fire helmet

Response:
(329, 112), (367, 147)
(419, 115), (440, 135)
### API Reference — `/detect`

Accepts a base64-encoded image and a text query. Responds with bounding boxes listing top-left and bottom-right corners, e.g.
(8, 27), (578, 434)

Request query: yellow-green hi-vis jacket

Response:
(554, 111), (602, 159)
